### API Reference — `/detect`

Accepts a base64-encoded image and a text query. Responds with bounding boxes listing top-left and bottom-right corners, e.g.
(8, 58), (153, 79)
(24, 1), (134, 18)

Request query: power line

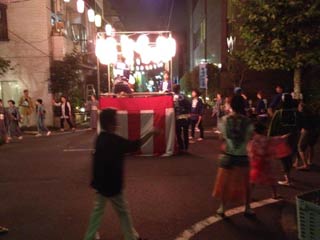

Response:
(8, 30), (50, 57)
(166, 0), (175, 31)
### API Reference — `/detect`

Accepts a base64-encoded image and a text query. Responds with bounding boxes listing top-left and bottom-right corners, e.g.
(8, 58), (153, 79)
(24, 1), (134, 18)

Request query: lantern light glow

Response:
(95, 33), (177, 66)
(88, 9), (95, 22)
(76, 0), (85, 13)
(95, 14), (102, 27)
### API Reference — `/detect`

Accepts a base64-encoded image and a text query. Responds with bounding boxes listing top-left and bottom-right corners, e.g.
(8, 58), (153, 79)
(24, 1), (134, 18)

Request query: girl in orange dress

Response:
(248, 123), (291, 199)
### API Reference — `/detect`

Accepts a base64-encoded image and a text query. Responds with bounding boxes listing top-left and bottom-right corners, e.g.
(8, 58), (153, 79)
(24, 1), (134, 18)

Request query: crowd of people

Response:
(0, 90), (85, 145)
(174, 84), (319, 218)
(1, 84), (319, 239)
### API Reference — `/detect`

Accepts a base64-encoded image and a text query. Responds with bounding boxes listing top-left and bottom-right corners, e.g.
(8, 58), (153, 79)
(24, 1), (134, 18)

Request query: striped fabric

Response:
(100, 95), (176, 156)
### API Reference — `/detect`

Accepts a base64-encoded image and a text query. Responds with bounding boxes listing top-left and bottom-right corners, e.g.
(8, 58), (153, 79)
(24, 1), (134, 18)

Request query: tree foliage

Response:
(0, 57), (11, 76)
(50, 49), (82, 97)
(180, 64), (220, 98)
(235, 0), (320, 71)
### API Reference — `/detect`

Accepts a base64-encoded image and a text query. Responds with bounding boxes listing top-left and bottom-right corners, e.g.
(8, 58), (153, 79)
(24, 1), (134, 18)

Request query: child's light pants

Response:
(83, 193), (139, 240)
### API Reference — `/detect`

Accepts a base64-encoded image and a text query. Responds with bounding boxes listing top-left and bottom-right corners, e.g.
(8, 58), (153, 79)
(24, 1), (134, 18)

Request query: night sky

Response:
(107, 0), (188, 32)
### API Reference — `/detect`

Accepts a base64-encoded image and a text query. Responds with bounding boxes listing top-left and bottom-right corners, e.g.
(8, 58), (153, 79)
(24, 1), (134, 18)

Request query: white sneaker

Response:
(18, 136), (23, 140)
(35, 134), (42, 137)
(46, 131), (51, 136)
(189, 136), (194, 140)
(197, 138), (204, 141)
(278, 180), (291, 186)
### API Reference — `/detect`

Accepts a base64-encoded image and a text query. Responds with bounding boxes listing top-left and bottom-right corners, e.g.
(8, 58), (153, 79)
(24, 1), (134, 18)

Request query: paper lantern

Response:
(77, 0), (85, 13)
(95, 14), (102, 28)
(105, 24), (113, 36)
(135, 35), (149, 54)
(88, 9), (95, 23)
(168, 35), (176, 58)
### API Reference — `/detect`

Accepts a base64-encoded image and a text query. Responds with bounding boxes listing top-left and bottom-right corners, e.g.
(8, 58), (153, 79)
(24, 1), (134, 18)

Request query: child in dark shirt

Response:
(83, 108), (158, 240)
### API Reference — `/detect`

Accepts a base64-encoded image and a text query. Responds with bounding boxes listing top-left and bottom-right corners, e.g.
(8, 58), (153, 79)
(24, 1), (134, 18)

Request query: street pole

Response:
(170, 60), (173, 88)
(107, 64), (111, 93)
(97, 57), (100, 97)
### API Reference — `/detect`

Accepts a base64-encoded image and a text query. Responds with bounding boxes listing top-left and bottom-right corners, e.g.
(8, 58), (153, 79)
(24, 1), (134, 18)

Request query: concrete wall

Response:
(0, 0), (53, 125)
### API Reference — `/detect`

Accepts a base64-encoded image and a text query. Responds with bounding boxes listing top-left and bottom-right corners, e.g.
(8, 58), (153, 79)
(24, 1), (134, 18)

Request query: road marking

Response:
(174, 198), (280, 240)
(63, 148), (94, 152)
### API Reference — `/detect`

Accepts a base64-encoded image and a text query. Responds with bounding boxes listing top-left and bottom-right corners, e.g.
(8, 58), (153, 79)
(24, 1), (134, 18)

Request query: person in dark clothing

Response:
(268, 94), (300, 186)
(173, 85), (191, 152)
(256, 91), (267, 115)
(83, 108), (158, 240)
(113, 76), (132, 95)
(295, 102), (320, 169)
(189, 89), (204, 141)
(255, 91), (268, 123)
(268, 85), (284, 116)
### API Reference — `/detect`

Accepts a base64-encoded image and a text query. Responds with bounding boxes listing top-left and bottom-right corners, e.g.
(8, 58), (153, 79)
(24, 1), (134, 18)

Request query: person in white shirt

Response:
(159, 71), (172, 93)
(53, 96), (75, 132)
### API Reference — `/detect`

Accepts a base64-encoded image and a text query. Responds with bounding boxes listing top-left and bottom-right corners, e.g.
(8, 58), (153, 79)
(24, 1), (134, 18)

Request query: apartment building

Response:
(189, 0), (233, 70)
(0, 0), (105, 125)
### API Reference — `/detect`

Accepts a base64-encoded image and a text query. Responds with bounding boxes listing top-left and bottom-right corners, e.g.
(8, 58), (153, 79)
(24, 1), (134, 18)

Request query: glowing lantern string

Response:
(95, 34), (177, 67)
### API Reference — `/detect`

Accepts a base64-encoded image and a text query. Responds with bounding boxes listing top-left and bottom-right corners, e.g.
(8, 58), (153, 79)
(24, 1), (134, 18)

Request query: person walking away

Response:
(86, 95), (99, 130)
(268, 85), (284, 117)
(173, 85), (191, 152)
(268, 94), (300, 186)
(255, 91), (268, 123)
(248, 123), (291, 199)
(213, 95), (254, 217)
(189, 89), (204, 142)
(35, 99), (51, 137)
(7, 100), (23, 141)
(294, 102), (320, 169)
(19, 89), (34, 127)
(83, 108), (159, 240)
(212, 93), (223, 134)
(0, 99), (9, 144)
(53, 96), (75, 132)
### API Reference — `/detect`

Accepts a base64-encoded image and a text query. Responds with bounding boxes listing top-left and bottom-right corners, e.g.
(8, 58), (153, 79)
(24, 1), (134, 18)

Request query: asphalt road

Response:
(0, 130), (319, 240)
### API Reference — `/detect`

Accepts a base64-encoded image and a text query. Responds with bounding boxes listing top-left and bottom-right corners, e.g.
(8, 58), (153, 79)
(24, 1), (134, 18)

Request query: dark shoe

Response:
(272, 195), (283, 200)
(0, 226), (9, 235)
(244, 208), (256, 218)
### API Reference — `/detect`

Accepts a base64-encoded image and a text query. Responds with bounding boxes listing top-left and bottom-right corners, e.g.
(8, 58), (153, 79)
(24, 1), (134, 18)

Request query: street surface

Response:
(0, 129), (319, 240)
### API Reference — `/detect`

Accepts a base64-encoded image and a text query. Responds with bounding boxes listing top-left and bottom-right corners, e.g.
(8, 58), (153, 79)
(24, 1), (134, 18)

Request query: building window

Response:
(0, 3), (9, 41)
(0, 81), (20, 104)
